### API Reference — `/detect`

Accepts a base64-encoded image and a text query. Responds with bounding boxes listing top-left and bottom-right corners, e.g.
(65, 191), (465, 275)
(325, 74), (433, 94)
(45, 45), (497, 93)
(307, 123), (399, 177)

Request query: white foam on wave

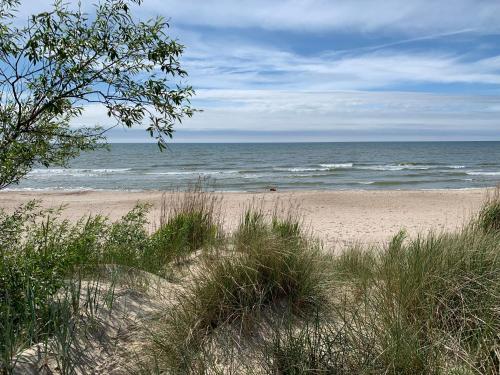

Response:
(146, 170), (239, 176)
(277, 163), (437, 172)
(4, 186), (145, 192)
(287, 167), (329, 172)
(358, 165), (404, 171)
(467, 171), (500, 176)
(274, 167), (322, 172)
(146, 171), (196, 175)
(319, 163), (353, 169)
(357, 164), (435, 171)
(241, 173), (273, 179)
(318, 163), (464, 172)
(277, 164), (352, 172)
(28, 168), (132, 178)
(5, 186), (97, 192)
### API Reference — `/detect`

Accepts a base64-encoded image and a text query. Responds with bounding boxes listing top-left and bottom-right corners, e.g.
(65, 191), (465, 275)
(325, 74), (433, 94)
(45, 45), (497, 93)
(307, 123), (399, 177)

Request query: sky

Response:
(15, 0), (500, 142)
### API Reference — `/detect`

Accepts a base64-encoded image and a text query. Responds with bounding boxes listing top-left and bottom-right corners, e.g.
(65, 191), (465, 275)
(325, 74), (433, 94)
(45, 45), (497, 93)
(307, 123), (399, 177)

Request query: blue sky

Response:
(18, 0), (500, 142)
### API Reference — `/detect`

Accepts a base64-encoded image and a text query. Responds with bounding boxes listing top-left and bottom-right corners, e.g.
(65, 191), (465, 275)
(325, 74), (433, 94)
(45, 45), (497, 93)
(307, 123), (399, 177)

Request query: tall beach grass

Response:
(0, 181), (222, 373)
(1, 186), (499, 374)
(152, 204), (329, 373)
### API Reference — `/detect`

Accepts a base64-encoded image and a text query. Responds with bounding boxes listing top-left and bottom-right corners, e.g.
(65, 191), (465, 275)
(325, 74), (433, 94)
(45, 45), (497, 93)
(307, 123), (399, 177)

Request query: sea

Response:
(11, 142), (500, 192)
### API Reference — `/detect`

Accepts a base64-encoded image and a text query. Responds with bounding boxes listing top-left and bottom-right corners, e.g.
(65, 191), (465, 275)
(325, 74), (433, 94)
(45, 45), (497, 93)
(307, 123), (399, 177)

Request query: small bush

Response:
(103, 203), (151, 268)
(0, 203), (105, 348)
(0, 201), (152, 371)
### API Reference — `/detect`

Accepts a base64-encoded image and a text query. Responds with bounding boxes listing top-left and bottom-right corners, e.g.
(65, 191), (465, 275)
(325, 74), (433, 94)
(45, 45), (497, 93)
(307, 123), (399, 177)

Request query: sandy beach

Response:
(0, 188), (488, 249)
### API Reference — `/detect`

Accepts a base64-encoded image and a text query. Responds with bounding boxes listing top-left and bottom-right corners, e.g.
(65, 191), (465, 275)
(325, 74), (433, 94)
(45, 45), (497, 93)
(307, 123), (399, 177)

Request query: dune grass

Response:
(477, 188), (500, 232)
(295, 193), (500, 374)
(149, 183), (222, 270)
(1, 186), (500, 374)
(0, 201), (139, 373)
(262, 309), (376, 375)
(0, 183), (222, 373)
(152, 206), (328, 373)
(363, 229), (498, 373)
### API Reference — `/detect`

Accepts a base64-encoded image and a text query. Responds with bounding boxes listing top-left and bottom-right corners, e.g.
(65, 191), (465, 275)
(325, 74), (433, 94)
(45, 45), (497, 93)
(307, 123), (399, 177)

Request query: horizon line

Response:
(105, 139), (500, 144)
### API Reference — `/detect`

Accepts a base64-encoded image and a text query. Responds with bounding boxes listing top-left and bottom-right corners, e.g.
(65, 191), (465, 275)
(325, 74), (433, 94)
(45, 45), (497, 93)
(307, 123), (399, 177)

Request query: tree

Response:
(0, 0), (195, 189)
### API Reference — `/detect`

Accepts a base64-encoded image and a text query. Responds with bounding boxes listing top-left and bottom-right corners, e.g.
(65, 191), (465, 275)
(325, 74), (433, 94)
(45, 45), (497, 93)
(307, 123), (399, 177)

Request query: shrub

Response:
(103, 203), (151, 268)
(0, 201), (151, 372)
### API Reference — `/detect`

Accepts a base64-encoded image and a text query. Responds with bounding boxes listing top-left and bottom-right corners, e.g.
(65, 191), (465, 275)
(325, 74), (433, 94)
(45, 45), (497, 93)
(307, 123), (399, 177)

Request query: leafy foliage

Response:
(0, 0), (195, 189)
(0, 187), (223, 371)
(0, 201), (150, 370)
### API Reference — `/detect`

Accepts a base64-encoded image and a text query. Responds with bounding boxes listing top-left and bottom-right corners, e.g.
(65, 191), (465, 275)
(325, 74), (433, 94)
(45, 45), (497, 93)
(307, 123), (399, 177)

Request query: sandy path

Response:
(0, 189), (488, 249)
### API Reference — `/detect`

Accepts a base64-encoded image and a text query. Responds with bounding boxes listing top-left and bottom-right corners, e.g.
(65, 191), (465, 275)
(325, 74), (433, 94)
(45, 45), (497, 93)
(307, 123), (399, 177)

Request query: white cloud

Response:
(194, 89), (500, 114)
(12, 0), (500, 141)
(12, 0), (500, 92)
(141, 0), (500, 35)
(73, 90), (500, 140)
(185, 90), (500, 132)
(13, 0), (500, 35)
(181, 35), (500, 90)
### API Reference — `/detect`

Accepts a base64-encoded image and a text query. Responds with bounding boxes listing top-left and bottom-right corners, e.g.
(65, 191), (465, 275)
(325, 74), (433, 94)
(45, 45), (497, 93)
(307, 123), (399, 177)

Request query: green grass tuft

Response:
(149, 182), (222, 269)
(2, 187), (500, 374)
(333, 224), (500, 373)
(477, 187), (500, 232)
(264, 310), (373, 375)
(153, 206), (328, 372)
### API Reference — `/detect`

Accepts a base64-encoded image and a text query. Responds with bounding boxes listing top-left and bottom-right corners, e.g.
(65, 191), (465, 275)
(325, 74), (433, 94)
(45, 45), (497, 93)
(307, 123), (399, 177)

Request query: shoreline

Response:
(1, 186), (491, 193)
(0, 188), (490, 248)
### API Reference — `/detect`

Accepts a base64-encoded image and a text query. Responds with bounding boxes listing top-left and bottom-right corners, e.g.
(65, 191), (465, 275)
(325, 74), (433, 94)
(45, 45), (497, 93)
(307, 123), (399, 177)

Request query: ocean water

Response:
(12, 142), (500, 191)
